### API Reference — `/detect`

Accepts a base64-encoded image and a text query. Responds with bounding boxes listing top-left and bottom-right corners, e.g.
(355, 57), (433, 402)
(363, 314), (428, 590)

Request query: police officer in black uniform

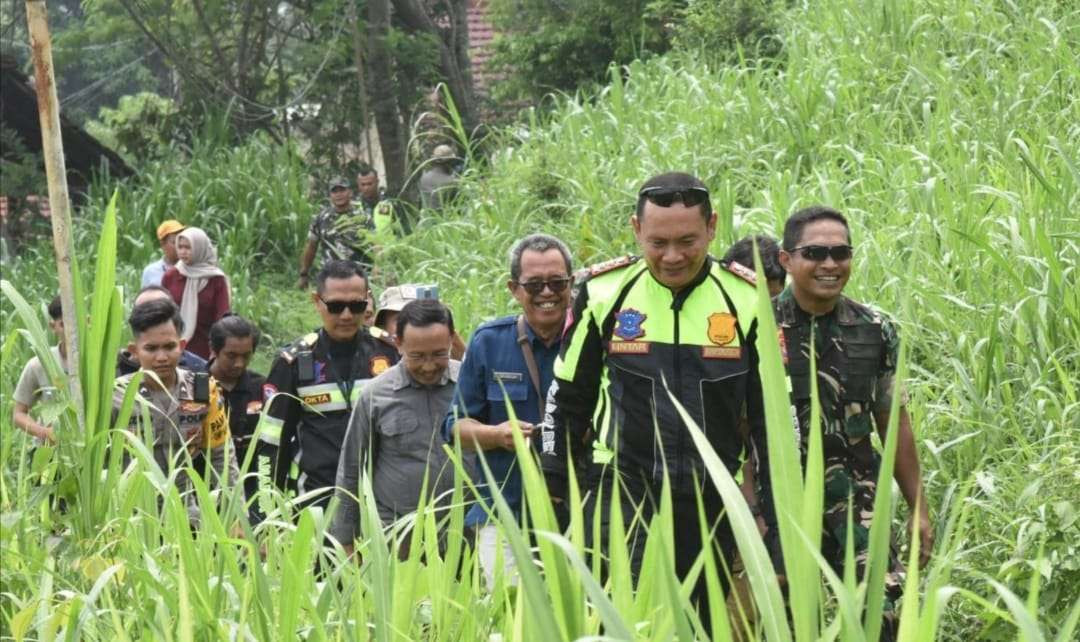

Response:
(255, 260), (398, 518)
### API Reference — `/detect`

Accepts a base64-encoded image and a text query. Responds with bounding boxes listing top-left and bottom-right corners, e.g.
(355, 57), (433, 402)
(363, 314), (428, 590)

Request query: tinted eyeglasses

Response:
(791, 244), (854, 262)
(514, 277), (572, 296)
(319, 297), (368, 315)
(638, 186), (710, 208)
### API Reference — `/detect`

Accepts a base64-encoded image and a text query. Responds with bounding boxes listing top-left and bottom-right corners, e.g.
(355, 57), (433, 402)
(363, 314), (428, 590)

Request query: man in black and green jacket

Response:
(540, 172), (769, 609)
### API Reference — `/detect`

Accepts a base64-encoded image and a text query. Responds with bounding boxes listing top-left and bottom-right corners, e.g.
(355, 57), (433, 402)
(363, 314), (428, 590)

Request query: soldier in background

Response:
(769, 205), (932, 640)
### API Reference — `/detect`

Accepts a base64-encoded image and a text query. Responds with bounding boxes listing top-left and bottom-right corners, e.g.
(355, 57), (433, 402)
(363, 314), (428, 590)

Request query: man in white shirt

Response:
(141, 219), (186, 287)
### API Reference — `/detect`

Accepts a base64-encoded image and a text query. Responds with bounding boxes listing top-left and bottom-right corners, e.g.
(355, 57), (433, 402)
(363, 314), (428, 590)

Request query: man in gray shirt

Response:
(331, 299), (460, 554)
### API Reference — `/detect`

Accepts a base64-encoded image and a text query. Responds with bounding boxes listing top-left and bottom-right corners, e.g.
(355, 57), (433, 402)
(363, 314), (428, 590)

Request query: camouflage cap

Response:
(374, 285), (416, 328)
(328, 176), (350, 191)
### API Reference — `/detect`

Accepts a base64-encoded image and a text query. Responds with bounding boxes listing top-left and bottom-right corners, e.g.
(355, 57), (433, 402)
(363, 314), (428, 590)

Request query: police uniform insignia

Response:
(180, 401), (204, 413)
(614, 308), (647, 340)
(707, 312), (737, 345)
(589, 255), (636, 277)
(724, 260), (757, 285)
(246, 400), (263, 415)
(778, 328), (789, 365)
(262, 383), (278, 402)
(370, 355), (391, 375)
(302, 332), (319, 346)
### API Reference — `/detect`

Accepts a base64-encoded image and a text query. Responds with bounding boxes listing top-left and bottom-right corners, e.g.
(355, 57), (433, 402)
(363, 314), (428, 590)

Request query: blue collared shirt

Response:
(442, 314), (561, 526)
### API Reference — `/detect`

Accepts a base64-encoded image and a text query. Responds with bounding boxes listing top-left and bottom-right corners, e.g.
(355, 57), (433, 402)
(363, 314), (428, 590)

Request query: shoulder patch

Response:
(723, 260), (757, 286)
(279, 331), (319, 363)
(589, 255), (638, 277)
(368, 325), (397, 347)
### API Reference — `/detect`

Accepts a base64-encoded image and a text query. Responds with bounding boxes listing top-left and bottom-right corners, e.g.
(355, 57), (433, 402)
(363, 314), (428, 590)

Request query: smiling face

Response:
(508, 248), (572, 337)
(329, 185), (353, 210)
(399, 322), (452, 386)
(130, 320), (184, 388)
(633, 202), (717, 291)
(313, 275), (368, 342)
(779, 218), (852, 314)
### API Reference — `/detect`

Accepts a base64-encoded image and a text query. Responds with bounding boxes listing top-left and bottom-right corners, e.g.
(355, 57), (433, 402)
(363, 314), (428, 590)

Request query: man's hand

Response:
(495, 420), (533, 451)
(916, 510), (934, 569)
(296, 275), (309, 290)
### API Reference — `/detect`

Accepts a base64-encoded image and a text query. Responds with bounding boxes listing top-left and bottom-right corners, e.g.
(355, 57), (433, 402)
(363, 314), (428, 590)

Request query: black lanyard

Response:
(321, 330), (362, 415)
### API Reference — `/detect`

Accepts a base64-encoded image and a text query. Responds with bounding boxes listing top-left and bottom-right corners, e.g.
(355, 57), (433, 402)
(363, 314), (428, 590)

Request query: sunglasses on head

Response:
(319, 297), (368, 315)
(638, 186), (710, 208)
(791, 244), (854, 262)
(514, 277), (572, 296)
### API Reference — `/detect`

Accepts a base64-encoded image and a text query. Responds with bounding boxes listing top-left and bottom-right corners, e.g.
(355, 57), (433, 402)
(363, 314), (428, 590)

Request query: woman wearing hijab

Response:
(161, 227), (231, 359)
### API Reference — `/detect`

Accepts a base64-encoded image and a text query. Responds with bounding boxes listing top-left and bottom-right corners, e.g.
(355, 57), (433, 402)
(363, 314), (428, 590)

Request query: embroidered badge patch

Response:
(707, 312), (737, 345)
(370, 355), (391, 375)
(262, 383), (278, 402)
(614, 308), (647, 340)
(246, 400), (264, 415)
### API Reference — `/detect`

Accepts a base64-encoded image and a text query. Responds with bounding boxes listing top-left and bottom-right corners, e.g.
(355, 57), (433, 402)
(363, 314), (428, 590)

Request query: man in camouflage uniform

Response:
(298, 176), (389, 289)
(768, 206), (933, 639)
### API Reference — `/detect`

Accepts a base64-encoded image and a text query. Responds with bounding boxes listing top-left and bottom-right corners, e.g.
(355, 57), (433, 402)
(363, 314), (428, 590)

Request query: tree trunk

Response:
(367, 0), (407, 193)
(392, 0), (476, 136)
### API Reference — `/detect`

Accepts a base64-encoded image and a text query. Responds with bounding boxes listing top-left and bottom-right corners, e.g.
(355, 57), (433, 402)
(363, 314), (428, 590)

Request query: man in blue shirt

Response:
(443, 233), (573, 585)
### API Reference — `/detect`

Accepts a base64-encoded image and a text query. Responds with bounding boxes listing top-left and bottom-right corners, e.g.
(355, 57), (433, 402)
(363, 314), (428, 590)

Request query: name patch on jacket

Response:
(493, 371), (524, 382)
(702, 346), (741, 360)
(609, 341), (650, 355)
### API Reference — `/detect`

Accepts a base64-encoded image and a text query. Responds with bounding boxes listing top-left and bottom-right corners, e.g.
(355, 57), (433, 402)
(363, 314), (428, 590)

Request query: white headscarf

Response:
(176, 227), (227, 341)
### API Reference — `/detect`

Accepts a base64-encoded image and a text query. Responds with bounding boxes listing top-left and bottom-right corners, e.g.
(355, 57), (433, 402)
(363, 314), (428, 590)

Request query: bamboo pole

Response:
(25, 0), (85, 429)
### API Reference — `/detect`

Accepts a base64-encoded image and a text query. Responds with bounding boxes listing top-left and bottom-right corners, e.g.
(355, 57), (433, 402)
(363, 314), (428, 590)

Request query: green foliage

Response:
(654, 0), (786, 60)
(84, 92), (181, 162)
(488, 0), (675, 102)
(0, 125), (46, 201)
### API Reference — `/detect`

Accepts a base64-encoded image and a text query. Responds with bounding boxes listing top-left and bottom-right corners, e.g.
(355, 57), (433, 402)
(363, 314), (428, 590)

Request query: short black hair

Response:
(315, 260), (367, 295)
(209, 314), (261, 352)
(508, 233), (573, 281)
(782, 206), (851, 251)
(48, 295), (62, 321)
(128, 298), (183, 337)
(635, 172), (712, 221)
(395, 299), (454, 339)
(723, 235), (785, 283)
(135, 284), (172, 302)
(356, 162), (377, 178)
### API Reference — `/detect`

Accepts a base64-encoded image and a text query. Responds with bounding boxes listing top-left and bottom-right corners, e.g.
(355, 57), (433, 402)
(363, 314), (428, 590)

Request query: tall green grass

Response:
(2, 0), (1078, 638)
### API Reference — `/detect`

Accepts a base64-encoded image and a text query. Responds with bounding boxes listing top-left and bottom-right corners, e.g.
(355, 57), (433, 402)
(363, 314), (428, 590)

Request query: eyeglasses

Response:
(514, 277), (572, 296)
(318, 297), (368, 315)
(790, 245), (854, 262)
(405, 350), (451, 363)
(638, 186), (710, 208)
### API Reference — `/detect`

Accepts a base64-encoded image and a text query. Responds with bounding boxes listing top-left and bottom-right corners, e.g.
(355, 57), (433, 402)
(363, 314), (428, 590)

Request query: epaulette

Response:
(279, 332), (319, 364)
(723, 259), (757, 286)
(588, 255), (639, 277)
(368, 325), (396, 347)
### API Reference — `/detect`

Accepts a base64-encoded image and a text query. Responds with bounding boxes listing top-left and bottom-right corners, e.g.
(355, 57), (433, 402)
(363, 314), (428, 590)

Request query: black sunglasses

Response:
(319, 297), (368, 315)
(638, 186), (710, 208)
(791, 244), (854, 262)
(514, 277), (572, 296)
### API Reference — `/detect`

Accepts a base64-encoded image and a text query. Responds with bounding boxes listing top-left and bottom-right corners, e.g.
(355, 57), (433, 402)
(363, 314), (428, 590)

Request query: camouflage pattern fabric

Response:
(307, 203), (377, 268)
(773, 287), (905, 638)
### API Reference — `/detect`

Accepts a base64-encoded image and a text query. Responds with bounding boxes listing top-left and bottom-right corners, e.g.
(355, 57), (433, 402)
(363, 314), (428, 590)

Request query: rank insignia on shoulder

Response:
(589, 255), (637, 277)
(370, 355), (391, 376)
(613, 308), (647, 340)
(301, 332), (319, 347)
(723, 260), (757, 285)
